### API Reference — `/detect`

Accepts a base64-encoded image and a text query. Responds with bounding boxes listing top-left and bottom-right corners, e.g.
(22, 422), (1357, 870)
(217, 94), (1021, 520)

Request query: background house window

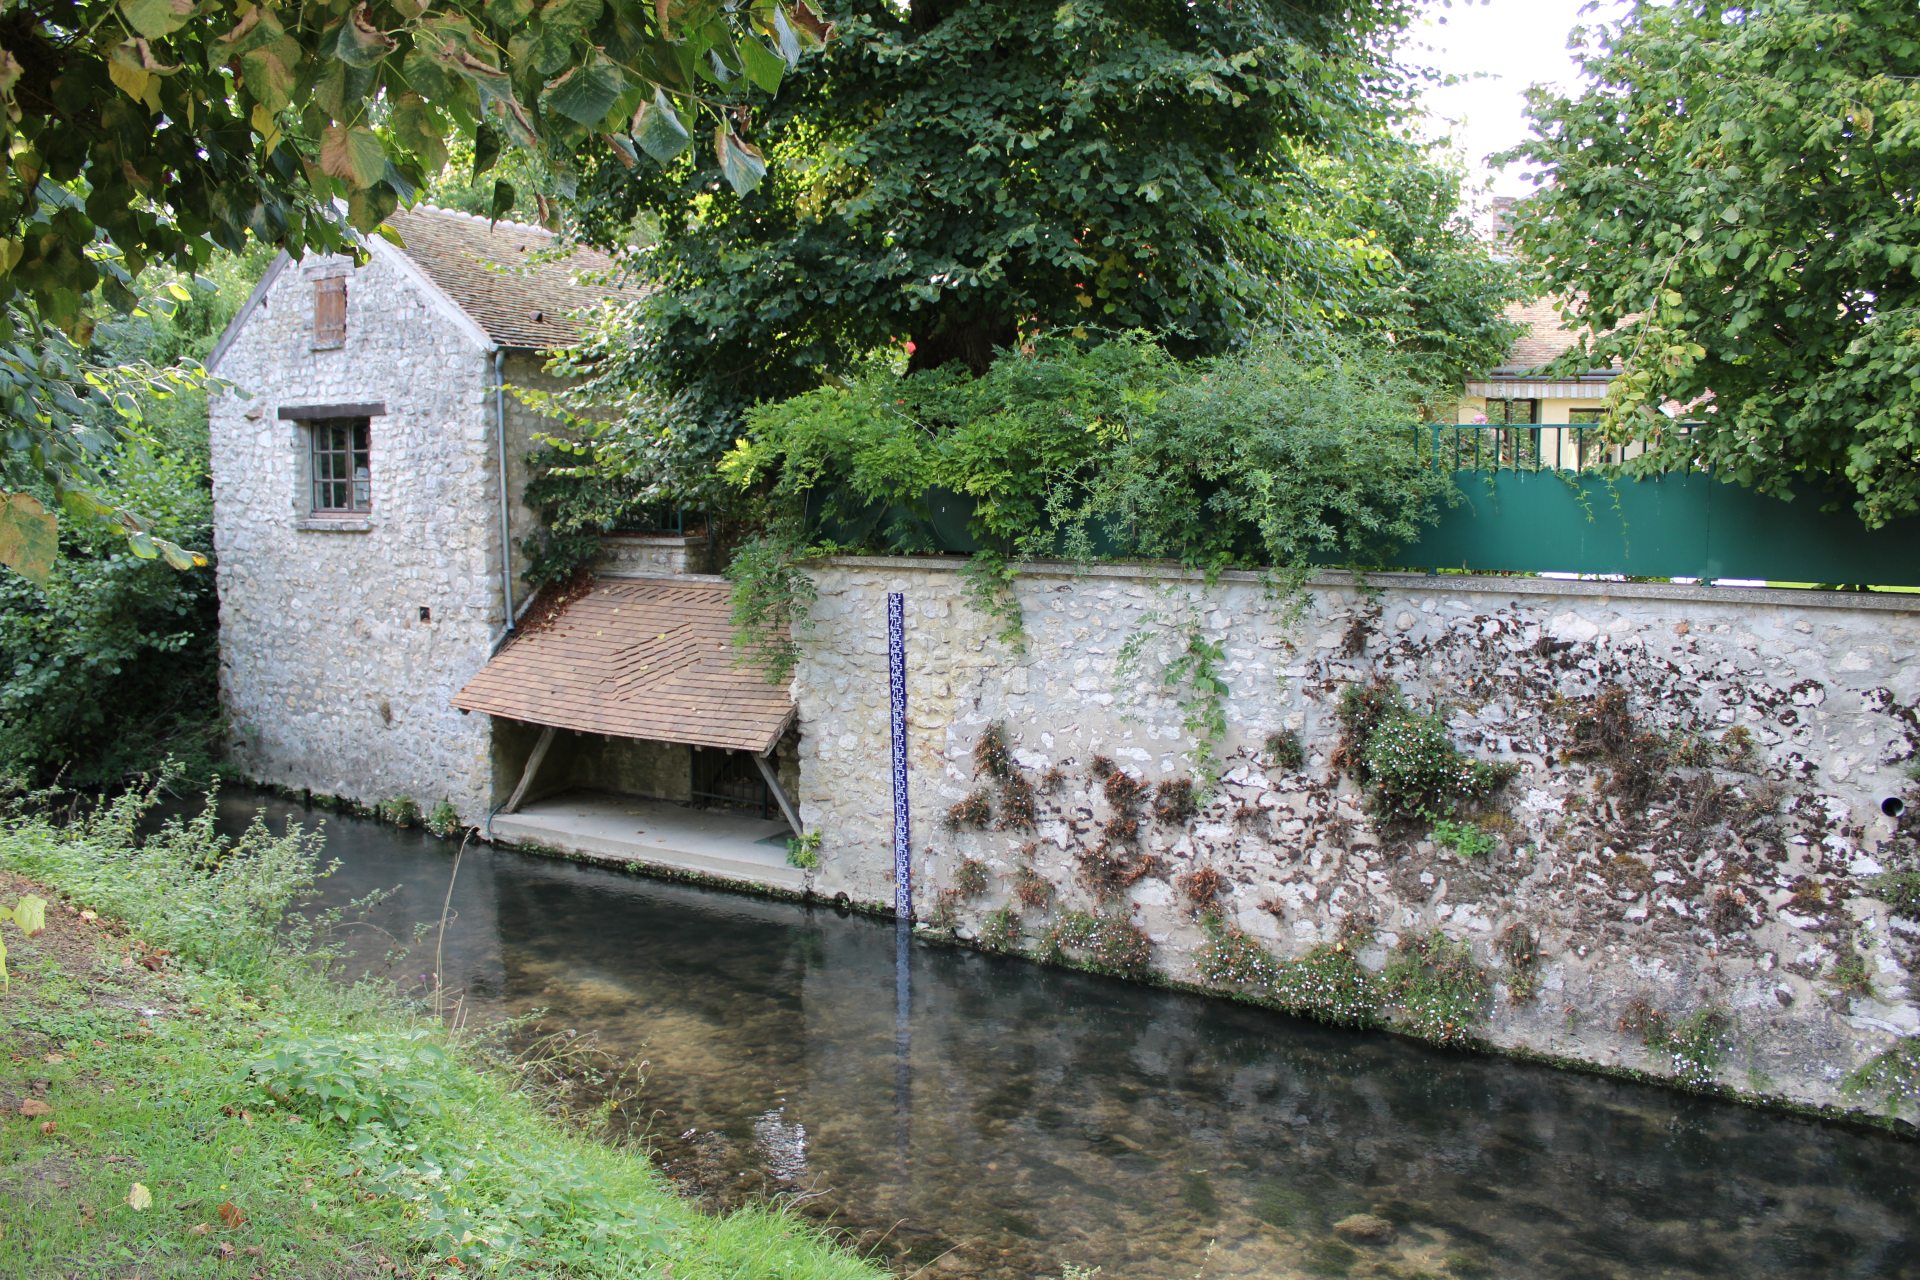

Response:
(1568, 407), (1608, 468)
(313, 278), (347, 347)
(1484, 398), (1539, 425)
(309, 418), (371, 514)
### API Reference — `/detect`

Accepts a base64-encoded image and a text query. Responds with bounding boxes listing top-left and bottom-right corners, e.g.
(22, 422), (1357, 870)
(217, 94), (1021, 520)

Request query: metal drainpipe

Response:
(492, 348), (516, 636)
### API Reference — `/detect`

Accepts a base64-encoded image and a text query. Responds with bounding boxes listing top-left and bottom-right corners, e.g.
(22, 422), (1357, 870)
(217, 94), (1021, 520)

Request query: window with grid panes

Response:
(308, 418), (371, 514)
(1484, 398), (1539, 424)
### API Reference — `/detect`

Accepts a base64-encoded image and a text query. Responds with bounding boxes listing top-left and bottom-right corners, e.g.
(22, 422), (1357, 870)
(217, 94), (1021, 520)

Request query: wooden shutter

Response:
(313, 278), (347, 347)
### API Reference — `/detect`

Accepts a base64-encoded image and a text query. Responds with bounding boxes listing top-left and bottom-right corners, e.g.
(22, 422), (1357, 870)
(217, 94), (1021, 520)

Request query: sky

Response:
(1406, 0), (1631, 197)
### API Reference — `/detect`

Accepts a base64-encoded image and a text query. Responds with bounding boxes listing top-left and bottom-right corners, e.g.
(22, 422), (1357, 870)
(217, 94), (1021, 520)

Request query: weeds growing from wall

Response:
(1116, 607), (1232, 787)
(1153, 777), (1197, 826)
(953, 857), (991, 898)
(1565, 685), (1670, 808)
(1381, 933), (1492, 1046)
(1497, 923), (1542, 1003)
(1041, 910), (1154, 979)
(1178, 866), (1226, 912)
(944, 789), (994, 833)
(1841, 1038), (1920, 1117)
(786, 830), (822, 870)
(976, 904), (1022, 954)
(1195, 917), (1384, 1028)
(959, 551), (1026, 653)
(1012, 864), (1054, 910)
(1263, 729), (1304, 773)
(1333, 680), (1514, 825)
(1621, 998), (1735, 1091)
(425, 800), (462, 838)
(375, 796), (421, 828)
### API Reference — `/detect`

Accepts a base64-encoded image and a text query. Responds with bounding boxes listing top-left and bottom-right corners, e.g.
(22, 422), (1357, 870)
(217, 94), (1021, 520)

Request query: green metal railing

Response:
(1392, 423), (1920, 587)
(1411, 422), (1681, 474)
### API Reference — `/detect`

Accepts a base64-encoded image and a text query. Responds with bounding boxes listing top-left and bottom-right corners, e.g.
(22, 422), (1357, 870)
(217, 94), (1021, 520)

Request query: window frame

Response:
(305, 416), (372, 516)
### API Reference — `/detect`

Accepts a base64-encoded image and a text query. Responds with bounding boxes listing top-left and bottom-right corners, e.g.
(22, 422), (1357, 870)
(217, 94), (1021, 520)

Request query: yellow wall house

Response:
(1457, 297), (1624, 470)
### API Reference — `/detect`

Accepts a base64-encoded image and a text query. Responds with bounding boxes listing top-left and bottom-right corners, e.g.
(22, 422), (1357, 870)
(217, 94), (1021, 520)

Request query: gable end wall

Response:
(209, 248), (507, 821)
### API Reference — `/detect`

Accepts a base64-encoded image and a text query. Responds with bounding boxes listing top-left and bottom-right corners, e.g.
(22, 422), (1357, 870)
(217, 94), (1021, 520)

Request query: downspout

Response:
(492, 347), (516, 641)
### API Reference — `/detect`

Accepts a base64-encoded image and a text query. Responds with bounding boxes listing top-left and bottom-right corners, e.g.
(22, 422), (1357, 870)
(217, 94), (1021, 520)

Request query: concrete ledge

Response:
(488, 790), (804, 893)
(815, 555), (1920, 615)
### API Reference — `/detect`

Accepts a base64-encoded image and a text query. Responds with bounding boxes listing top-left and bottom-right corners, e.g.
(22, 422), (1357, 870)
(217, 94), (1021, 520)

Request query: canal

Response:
(219, 790), (1918, 1280)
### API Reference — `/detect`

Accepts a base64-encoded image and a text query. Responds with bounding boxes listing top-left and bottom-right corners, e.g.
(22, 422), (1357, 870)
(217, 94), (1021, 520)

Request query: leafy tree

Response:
(1317, 137), (1522, 389)
(0, 0), (824, 578)
(0, 247), (271, 784)
(549, 0), (1435, 511)
(1507, 0), (1920, 525)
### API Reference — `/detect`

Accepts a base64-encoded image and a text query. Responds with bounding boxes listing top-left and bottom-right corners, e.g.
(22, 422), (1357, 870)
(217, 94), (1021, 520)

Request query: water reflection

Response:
(221, 791), (1918, 1280)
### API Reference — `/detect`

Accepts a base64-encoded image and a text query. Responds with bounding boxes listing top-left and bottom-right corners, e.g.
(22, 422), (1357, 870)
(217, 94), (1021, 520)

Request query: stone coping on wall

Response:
(817, 556), (1920, 616)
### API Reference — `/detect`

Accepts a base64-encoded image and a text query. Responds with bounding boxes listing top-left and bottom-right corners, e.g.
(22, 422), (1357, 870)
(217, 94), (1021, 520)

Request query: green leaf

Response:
(7, 895), (45, 936)
(488, 179), (517, 225)
(319, 124), (387, 189)
(716, 128), (767, 196)
(118, 0), (194, 41)
(738, 36), (785, 95)
(0, 492), (57, 584)
(541, 53), (623, 127)
(542, 0), (604, 32)
(333, 8), (396, 69)
(632, 89), (690, 163)
(127, 530), (159, 560)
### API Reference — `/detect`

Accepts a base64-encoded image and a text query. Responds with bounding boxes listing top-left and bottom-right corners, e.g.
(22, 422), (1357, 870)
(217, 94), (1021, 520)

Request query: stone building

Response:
(207, 205), (801, 881)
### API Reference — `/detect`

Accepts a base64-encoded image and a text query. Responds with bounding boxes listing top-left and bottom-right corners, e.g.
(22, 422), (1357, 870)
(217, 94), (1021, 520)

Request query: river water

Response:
(215, 791), (1917, 1280)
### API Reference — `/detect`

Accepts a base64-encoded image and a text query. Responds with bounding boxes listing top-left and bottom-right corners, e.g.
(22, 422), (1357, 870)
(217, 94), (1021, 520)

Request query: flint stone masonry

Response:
(794, 558), (1920, 1119)
(209, 249), (552, 823)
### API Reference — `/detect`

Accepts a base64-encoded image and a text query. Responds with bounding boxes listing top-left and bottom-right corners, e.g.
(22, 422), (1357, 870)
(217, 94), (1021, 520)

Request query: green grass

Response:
(0, 785), (884, 1280)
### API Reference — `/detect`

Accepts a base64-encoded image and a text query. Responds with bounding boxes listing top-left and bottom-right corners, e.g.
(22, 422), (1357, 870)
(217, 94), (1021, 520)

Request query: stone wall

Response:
(793, 558), (1920, 1120)
(209, 249), (506, 822)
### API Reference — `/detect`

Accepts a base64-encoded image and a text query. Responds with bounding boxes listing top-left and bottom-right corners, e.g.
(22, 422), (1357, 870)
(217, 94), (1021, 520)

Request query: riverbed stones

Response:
(1332, 1213), (1396, 1246)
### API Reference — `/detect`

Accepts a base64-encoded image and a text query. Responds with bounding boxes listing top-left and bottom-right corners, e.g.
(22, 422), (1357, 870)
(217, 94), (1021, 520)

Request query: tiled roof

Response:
(385, 205), (631, 351)
(452, 577), (794, 755)
(1492, 297), (1620, 377)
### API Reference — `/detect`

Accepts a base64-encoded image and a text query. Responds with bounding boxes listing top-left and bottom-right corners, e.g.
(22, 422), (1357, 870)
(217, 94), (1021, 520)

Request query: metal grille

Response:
(310, 417), (371, 514)
(689, 748), (772, 818)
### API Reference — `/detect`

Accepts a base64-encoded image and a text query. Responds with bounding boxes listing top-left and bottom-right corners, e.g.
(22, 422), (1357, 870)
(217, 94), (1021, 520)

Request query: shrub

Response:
(0, 779), (328, 982)
(1361, 706), (1513, 824)
(248, 1031), (447, 1133)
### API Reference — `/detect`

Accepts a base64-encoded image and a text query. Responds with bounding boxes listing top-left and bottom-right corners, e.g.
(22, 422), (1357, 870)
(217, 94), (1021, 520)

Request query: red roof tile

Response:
(452, 577), (793, 754)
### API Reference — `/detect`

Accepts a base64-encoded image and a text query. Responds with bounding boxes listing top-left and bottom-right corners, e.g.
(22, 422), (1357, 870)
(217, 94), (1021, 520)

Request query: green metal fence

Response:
(1389, 424), (1920, 587)
(811, 423), (1920, 588)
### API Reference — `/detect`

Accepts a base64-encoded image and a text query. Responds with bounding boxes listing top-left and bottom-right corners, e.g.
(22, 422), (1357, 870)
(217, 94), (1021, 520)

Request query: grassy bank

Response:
(0, 785), (886, 1279)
